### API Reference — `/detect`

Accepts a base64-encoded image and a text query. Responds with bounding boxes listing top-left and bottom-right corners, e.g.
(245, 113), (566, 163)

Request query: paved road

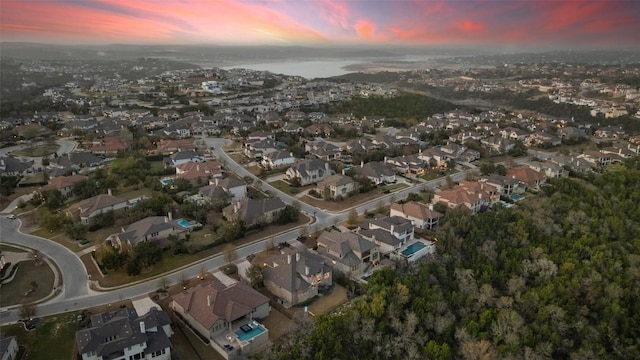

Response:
(0, 216), (91, 301)
(0, 136), (480, 325)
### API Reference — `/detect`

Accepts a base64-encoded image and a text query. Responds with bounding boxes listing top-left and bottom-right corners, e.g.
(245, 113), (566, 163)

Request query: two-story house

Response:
(222, 198), (287, 228)
(39, 174), (87, 198)
(76, 307), (172, 360)
(316, 231), (379, 278)
(113, 215), (188, 251)
(315, 174), (358, 200)
(352, 161), (396, 185)
(262, 249), (332, 308)
(260, 150), (296, 169)
(285, 159), (331, 186)
(171, 279), (270, 358)
(66, 190), (129, 225)
(389, 201), (443, 230)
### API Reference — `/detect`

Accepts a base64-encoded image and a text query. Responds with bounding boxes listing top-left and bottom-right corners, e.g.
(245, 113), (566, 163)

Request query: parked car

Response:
(7, 215), (16, 220)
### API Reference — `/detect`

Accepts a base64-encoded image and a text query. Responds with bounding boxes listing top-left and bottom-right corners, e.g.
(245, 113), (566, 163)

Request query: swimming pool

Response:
(160, 178), (173, 186)
(176, 219), (191, 228)
(235, 324), (265, 342)
(402, 241), (426, 256)
(511, 194), (524, 202)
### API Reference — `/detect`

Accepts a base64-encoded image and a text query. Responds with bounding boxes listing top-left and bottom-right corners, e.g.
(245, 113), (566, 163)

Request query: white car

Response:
(7, 215), (16, 220)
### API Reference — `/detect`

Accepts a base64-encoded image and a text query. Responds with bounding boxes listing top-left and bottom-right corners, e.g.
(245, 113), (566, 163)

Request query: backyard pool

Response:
(235, 323), (265, 342)
(511, 194), (524, 202)
(176, 219), (191, 228)
(160, 178), (173, 186)
(402, 241), (426, 256)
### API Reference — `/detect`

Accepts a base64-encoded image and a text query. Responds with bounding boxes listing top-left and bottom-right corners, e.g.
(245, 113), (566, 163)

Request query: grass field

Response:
(29, 228), (83, 252)
(0, 260), (55, 307)
(13, 144), (59, 157)
(0, 311), (80, 360)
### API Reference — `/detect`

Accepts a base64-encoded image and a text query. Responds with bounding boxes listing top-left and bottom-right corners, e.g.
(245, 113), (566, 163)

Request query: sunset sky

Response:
(1, 0), (639, 49)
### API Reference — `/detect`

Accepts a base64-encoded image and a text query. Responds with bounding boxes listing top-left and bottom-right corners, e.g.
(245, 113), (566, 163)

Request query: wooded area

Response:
(261, 159), (640, 359)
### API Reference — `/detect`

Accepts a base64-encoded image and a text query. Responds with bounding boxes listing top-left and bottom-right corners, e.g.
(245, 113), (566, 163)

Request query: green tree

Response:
(245, 264), (264, 288)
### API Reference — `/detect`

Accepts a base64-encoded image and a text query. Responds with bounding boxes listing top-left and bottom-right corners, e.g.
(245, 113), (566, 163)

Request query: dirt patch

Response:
(300, 187), (392, 212)
(0, 260), (55, 307)
(308, 285), (348, 316)
(261, 307), (296, 341)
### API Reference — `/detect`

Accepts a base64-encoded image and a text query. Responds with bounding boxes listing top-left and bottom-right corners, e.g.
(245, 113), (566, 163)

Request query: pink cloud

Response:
(353, 19), (377, 40)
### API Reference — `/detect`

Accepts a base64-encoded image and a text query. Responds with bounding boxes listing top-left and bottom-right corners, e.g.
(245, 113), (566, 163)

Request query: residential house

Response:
(0, 336), (18, 360)
(385, 155), (427, 176)
(481, 136), (515, 154)
(171, 279), (270, 358)
(390, 201), (443, 230)
(76, 307), (172, 360)
(90, 136), (133, 156)
(113, 214), (188, 250)
(164, 151), (205, 168)
(524, 132), (562, 147)
(480, 174), (519, 196)
(260, 150), (296, 169)
(0, 157), (34, 176)
(243, 139), (277, 160)
(577, 150), (613, 167)
(209, 177), (247, 201)
(281, 123), (303, 134)
(66, 191), (129, 225)
(360, 215), (414, 244)
(316, 231), (380, 278)
(39, 174), (87, 198)
(304, 123), (333, 137)
(175, 161), (222, 185)
(156, 139), (196, 155)
(222, 198), (287, 228)
(343, 139), (377, 154)
(315, 174), (358, 200)
(433, 182), (496, 214)
(246, 131), (274, 141)
(505, 167), (547, 190)
(285, 159), (331, 186)
(557, 126), (587, 140)
(352, 161), (396, 185)
(52, 152), (104, 171)
(500, 127), (529, 141)
(263, 249), (332, 307)
(305, 140), (341, 161)
(594, 126), (627, 139)
(527, 161), (568, 179)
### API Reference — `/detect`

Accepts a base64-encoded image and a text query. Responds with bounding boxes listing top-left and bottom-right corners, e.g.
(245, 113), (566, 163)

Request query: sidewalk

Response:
(0, 193), (33, 214)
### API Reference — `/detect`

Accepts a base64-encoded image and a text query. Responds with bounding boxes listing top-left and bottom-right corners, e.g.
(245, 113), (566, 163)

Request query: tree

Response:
(277, 205), (300, 224)
(347, 208), (359, 226)
(65, 222), (87, 240)
(245, 264), (264, 288)
(20, 302), (37, 320)
(157, 277), (169, 292)
(223, 243), (238, 264)
(133, 241), (163, 269)
(101, 250), (128, 270)
(496, 164), (507, 176)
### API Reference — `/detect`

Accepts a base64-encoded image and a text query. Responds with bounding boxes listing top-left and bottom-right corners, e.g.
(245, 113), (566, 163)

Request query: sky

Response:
(1, 0), (639, 49)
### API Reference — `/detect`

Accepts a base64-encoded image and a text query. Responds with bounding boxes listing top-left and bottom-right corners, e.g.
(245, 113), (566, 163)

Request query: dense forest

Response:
(325, 93), (461, 120)
(261, 160), (640, 360)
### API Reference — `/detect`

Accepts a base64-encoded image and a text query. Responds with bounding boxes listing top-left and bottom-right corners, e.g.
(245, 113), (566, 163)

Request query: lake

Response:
(221, 59), (363, 79)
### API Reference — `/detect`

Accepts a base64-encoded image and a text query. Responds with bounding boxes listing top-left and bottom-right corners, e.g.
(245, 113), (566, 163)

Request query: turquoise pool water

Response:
(236, 324), (265, 341)
(176, 219), (191, 228)
(511, 194), (524, 202)
(402, 241), (426, 256)
(362, 274), (372, 282)
(160, 178), (173, 186)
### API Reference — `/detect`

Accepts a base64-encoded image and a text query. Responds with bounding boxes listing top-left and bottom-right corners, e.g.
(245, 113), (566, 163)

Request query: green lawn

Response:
(0, 260), (55, 307)
(13, 144), (59, 157)
(383, 183), (410, 192)
(18, 173), (47, 185)
(29, 228), (83, 252)
(269, 180), (298, 194)
(0, 311), (80, 360)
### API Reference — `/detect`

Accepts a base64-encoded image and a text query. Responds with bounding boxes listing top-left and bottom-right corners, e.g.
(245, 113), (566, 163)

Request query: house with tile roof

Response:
(39, 174), (87, 198)
(390, 201), (443, 230)
(164, 151), (204, 168)
(433, 181), (497, 214)
(285, 159), (331, 186)
(171, 278), (270, 358)
(316, 231), (380, 278)
(262, 249), (332, 307)
(505, 167), (547, 190)
(66, 191), (129, 225)
(156, 139), (196, 155)
(76, 307), (172, 360)
(222, 198), (287, 228)
(175, 161), (222, 185)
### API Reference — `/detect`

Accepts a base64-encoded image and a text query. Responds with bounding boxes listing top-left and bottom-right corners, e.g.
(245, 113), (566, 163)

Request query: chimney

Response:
(390, 224), (395, 234)
(197, 164), (200, 172)
(384, 156), (387, 163)
(140, 321), (146, 334)
(287, 254), (292, 264)
(361, 161), (364, 168)
(108, 188), (112, 196)
(305, 265), (310, 276)
(215, 177), (220, 186)
(296, 252), (300, 261)
(168, 212), (173, 221)
(164, 216), (169, 223)
(428, 203), (434, 211)
(207, 295), (211, 307)
(233, 201), (239, 213)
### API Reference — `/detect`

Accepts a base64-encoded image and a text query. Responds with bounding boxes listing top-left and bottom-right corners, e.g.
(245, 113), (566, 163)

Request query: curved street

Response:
(1, 137), (472, 325)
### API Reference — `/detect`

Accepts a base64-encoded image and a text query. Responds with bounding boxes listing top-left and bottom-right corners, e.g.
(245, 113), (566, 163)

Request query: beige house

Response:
(263, 249), (332, 308)
(316, 174), (358, 200)
(390, 201), (443, 230)
(222, 197), (287, 228)
(316, 231), (379, 278)
(171, 279), (270, 359)
(66, 191), (129, 225)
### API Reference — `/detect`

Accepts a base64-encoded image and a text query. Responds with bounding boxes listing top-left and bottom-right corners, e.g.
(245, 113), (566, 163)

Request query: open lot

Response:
(0, 260), (55, 307)
(13, 144), (59, 157)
